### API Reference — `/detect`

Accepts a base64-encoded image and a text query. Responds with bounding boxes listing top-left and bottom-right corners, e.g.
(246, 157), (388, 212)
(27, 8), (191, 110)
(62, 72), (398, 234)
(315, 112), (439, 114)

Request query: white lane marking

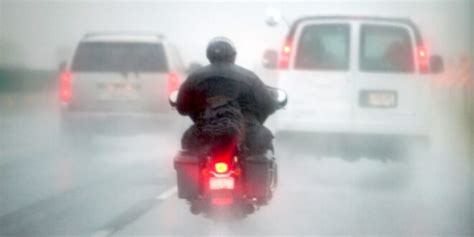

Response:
(92, 187), (177, 236)
(155, 186), (177, 200)
(91, 229), (113, 237)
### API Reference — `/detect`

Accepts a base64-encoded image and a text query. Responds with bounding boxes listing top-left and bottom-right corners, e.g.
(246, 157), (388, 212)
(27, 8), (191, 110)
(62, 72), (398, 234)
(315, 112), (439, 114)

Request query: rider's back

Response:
(178, 63), (276, 124)
(176, 37), (278, 156)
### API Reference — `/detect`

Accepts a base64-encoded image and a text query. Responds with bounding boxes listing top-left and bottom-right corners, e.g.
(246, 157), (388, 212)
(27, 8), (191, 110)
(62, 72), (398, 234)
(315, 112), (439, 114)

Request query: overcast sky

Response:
(0, 0), (471, 69)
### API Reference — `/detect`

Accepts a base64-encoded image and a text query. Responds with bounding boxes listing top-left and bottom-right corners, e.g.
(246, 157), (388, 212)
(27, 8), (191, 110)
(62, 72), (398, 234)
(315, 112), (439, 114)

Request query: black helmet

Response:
(206, 37), (236, 64)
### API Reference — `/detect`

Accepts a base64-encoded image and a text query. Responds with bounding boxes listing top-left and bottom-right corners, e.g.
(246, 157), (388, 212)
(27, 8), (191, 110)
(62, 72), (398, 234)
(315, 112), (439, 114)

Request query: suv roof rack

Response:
(82, 32), (165, 40)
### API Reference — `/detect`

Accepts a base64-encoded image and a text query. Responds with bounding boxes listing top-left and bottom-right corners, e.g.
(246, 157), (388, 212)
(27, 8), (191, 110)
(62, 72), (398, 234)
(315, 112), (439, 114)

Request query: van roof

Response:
(288, 15), (422, 44)
(81, 32), (166, 43)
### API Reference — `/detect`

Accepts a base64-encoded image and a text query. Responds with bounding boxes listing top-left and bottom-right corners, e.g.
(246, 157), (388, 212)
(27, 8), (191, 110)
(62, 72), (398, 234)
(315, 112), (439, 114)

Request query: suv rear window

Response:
(360, 25), (414, 73)
(71, 42), (168, 73)
(295, 24), (350, 71)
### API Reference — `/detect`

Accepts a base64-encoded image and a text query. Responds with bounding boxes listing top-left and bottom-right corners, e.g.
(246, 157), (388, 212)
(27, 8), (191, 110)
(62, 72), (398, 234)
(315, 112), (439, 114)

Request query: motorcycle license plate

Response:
(209, 177), (234, 190)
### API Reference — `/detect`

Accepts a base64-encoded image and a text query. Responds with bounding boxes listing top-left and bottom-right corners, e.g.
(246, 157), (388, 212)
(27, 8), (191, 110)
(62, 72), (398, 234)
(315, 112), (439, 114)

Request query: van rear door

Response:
(278, 23), (354, 131)
(353, 23), (430, 134)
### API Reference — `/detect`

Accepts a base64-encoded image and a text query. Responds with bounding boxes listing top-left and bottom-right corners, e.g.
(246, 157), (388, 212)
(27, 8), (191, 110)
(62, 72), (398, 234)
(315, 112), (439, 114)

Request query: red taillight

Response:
(211, 197), (233, 206)
(167, 72), (180, 95)
(214, 162), (228, 174)
(417, 45), (429, 73)
(278, 39), (292, 69)
(201, 168), (210, 177)
(233, 166), (241, 176)
(59, 71), (72, 103)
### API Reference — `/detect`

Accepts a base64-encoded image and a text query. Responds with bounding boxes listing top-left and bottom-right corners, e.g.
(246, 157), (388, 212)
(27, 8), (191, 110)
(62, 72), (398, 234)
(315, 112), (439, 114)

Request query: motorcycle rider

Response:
(176, 37), (278, 158)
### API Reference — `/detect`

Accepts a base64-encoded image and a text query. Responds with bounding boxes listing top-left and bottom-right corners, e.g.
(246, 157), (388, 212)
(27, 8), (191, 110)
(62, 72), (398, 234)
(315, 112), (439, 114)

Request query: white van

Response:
(264, 16), (444, 156)
(59, 33), (186, 139)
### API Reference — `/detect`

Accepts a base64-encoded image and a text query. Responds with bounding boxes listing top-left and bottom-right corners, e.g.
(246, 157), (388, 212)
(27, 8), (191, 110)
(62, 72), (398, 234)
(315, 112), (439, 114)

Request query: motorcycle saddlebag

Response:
(173, 151), (200, 199)
(241, 154), (276, 199)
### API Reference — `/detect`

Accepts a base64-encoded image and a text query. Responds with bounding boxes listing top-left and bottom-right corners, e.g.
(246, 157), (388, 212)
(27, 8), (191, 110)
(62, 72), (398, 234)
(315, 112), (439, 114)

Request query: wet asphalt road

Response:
(0, 91), (472, 236)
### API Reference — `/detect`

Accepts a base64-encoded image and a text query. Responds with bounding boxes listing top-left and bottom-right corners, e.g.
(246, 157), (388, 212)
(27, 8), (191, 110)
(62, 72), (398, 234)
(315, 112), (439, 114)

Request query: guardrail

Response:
(0, 68), (57, 115)
(0, 68), (56, 93)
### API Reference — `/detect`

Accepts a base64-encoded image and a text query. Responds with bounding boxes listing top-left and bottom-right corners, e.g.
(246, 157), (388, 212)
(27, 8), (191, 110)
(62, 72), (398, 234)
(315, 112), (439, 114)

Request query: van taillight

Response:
(417, 45), (429, 73)
(59, 71), (72, 103)
(278, 39), (292, 69)
(167, 72), (180, 95)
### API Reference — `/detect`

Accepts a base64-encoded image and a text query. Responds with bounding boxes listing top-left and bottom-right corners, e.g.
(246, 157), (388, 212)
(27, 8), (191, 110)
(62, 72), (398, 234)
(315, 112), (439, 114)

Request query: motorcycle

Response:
(169, 87), (287, 219)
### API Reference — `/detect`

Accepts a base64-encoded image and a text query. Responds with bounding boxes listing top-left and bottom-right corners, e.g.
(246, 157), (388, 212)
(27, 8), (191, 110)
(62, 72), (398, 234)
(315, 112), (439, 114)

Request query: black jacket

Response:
(176, 62), (278, 124)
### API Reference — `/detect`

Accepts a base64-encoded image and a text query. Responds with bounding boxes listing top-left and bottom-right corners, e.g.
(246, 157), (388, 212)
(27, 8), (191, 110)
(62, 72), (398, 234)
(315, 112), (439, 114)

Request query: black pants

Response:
(181, 122), (274, 157)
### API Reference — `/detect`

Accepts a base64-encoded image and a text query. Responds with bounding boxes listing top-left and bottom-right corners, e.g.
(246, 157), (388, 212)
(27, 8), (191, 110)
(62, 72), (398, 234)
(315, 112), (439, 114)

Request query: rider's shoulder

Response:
(231, 64), (259, 80)
(187, 65), (213, 80)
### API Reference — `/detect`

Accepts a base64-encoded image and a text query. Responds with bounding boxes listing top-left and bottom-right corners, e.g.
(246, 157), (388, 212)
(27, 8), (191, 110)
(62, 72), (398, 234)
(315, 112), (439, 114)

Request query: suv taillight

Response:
(278, 38), (292, 69)
(167, 72), (181, 95)
(59, 71), (72, 103)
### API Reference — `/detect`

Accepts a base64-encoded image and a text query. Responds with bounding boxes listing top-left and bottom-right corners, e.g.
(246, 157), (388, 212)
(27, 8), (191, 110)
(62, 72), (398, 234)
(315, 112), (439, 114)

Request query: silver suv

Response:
(59, 32), (186, 141)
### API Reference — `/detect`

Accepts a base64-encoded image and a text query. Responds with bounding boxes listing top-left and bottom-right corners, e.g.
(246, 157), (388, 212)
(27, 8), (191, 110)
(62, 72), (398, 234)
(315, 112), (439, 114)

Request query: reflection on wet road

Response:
(0, 91), (472, 236)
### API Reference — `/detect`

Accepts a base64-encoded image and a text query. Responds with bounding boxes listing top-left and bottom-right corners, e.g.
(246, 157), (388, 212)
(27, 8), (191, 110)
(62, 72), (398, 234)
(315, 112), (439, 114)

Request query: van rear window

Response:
(360, 25), (414, 73)
(295, 24), (350, 71)
(71, 42), (168, 73)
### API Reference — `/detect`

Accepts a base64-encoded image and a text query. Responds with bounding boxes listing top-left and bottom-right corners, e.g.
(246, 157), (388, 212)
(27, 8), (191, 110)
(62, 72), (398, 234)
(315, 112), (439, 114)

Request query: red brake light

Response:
(234, 166), (241, 176)
(419, 49), (426, 58)
(214, 162), (228, 174)
(167, 72), (180, 95)
(278, 39), (292, 69)
(417, 45), (429, 73)
(211, 197), (233, 206)
(59, 71), (72, 103)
